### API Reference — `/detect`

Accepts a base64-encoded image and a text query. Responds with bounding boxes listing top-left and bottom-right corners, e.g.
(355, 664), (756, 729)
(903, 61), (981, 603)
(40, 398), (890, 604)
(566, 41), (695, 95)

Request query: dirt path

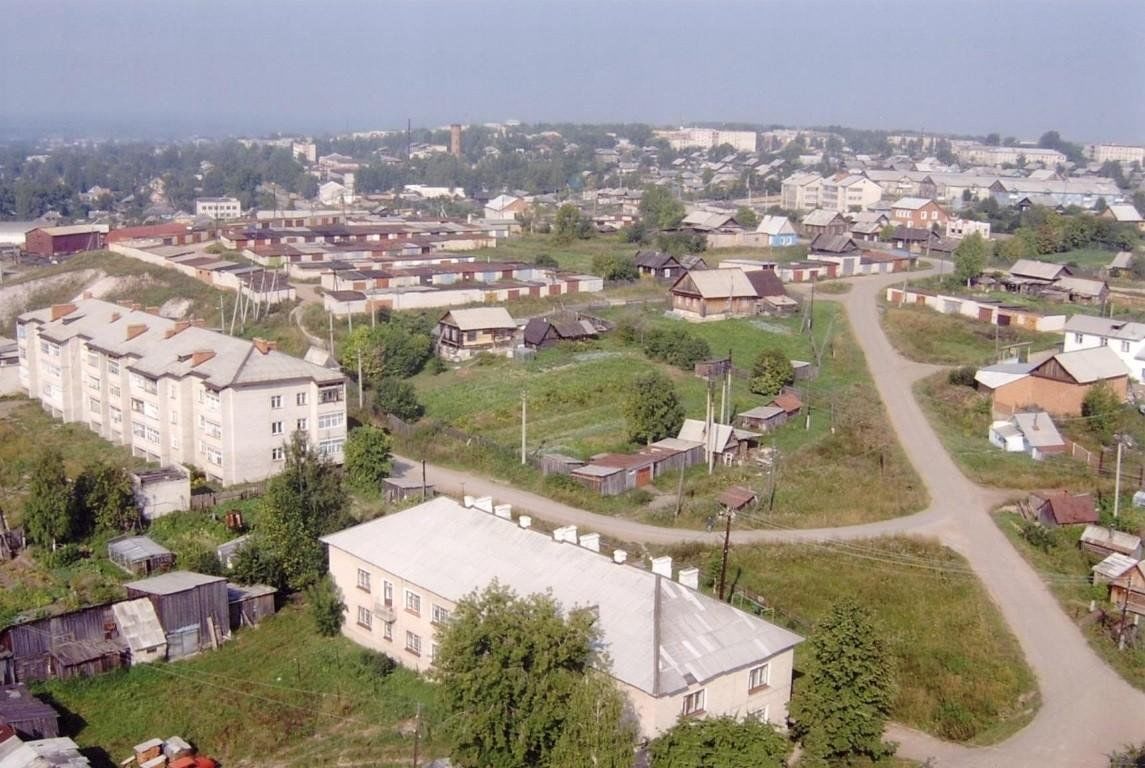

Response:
(393, 267), (1145, 765)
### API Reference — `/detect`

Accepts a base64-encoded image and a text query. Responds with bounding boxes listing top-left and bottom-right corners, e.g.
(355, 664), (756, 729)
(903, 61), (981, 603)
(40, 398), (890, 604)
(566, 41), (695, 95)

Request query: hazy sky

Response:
(2, 0), (1142, 143)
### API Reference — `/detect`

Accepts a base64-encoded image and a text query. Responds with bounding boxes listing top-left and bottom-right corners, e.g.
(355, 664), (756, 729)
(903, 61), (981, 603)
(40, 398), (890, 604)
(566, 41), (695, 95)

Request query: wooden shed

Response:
(0, 604), (126, 683)
(569, 463), (629, 496)
(0, 683), (60, 738)
(125, 571), (230, 659)
(226, 584), (278, 631)
(382, 476), (435, 504)
(108, 535), (175, 576)
(539, 454), (585, 477)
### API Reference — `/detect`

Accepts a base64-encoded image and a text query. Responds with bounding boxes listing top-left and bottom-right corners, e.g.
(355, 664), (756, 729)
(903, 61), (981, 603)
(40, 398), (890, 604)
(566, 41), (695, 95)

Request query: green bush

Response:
(1019, 521), (1055, 552)
(41, 543), (84, 569)
(948, 366), (978, 388)
(358, 649), (398, 678)
(643, 327), (711, 370)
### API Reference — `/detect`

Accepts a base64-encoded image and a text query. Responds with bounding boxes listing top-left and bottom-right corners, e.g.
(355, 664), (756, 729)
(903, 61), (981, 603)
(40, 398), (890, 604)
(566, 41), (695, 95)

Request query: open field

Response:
(666, 536), (1038, 745)
(405, 302), (925, 528)
(994, 510), (1145, 691)
(35, 603), (444, 768)
(881, 301), (1061, 366)
(913, 373), (1099, 490)
(1029, 247), (1120, 270)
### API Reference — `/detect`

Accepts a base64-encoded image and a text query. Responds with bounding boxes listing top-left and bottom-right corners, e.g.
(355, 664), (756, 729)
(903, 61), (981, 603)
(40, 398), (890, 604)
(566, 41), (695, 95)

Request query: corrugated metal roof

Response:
(1092, 553), (1139, 581)
(440, 307), (517, 332)
(107, 536), (171, 563)
(1048, 347), (1129, 383)
(1080, 525), (1142, 555)
(125, 570), (226, 596)
(321, 498), (802, 696)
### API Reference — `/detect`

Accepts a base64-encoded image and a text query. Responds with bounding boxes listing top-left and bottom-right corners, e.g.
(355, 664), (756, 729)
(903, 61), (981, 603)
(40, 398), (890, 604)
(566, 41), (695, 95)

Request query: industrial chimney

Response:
(450, 124), (462, 158)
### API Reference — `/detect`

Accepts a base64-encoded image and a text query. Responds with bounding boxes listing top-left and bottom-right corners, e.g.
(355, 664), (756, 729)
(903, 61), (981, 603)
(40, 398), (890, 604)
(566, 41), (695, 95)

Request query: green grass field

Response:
(35, 603), (444, 768)
(913, 373), (1098, 490)
(1032, 247), (1118, 270)
(666, 536), (1038, 745)
(881, 301), (1061, 366)
(994, 510), (1145, 691)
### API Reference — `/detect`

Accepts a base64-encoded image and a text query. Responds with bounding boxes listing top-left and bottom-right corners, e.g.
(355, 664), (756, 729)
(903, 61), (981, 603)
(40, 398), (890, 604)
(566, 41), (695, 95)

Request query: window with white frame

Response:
(431, 604), (450, 625)
(318, 412), (344, 429)
(319, 385), (343, 403)
(87, 375), (100, 391)
(271, 447), (285, 461)
(357, 606), (372, 629)
(109, 406), (122, 424)
(206, 446), (223, 466)
(318, 438), (344, 457)
(383, 581), (393, 607)
(748, 663), (770, 691)
(405, 631), (422, 656)
(107, 359), (120, 375)
(296, 392), (308, 406)
(270, 395), (282, 409)
(1122, 341), (1131, 353)
(86, 350), (99, 367)
(296, 418), (308, 432)
(89, 397), (100, 412)
(271, 421), (283, 435)
(383, 621), (393, 640)
(357, 568), (371, 592)
(681, 689), (705, 716)
(1074, 333), (1084, 344)
(130, 372), (157, 394)
(109, 384), (121, 398)
(146, 426), (160, 444)
(405, 590), (421, 615)
(430, 643), (438, 661)
(132, 422), (147, 440)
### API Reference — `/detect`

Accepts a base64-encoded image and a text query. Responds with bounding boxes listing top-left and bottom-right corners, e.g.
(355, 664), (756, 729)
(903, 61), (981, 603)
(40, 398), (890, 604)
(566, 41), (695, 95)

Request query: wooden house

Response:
(677, 419), (761, 465)
(226, 584), (277, 631)
(435, 307), (518, 361)
(0, 684), (60, 739)
(125, 571), (230, 659)
(108, 536), (175, 576)
(0, 604), (126, 683)
(634, 251), (707, 281)
(1080, 525), (1144, 560)
(800, 210), (848, 238)
(669, 268), (759, 321)
(522, 316), (600, 349)
(1033, 491), (1098, 528)
(1107, 560), (1145, 618)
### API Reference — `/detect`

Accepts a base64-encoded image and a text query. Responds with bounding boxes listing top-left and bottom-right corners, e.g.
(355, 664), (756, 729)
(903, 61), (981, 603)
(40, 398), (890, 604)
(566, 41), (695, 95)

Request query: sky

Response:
(1, 0), (1142, 143)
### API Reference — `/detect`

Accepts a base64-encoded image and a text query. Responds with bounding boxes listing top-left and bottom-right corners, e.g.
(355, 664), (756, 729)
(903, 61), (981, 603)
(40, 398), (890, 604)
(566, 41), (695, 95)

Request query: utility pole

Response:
(328, 312), (334, 352)
(421, 458), (427, 500)
(674, 462), (685, 520)
(412, 702), (422, 768)
(520, 390), (527, 465)
(357, 351), (364, 409)
(219, 296), (225, 331)
(1113, 439), (1124, 519)
(717, 508), (735, 601)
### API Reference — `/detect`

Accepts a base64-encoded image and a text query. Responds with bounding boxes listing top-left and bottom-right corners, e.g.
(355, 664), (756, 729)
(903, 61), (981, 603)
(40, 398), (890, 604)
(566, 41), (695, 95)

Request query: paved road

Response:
(394, 267), (1145, 765)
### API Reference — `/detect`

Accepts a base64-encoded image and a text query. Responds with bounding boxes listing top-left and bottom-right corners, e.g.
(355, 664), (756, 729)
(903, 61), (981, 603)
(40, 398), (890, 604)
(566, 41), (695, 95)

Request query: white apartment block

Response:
(818, 175), (882, 212)
(195, 197), (243, 220)
(323, 496), (803, 740)
(780, 172), (822, 211)
(1084, 144), (1145, 165)
(945, 218), (992, 240)
(655, 128), (758, 153)
(1063, 314), (1145, 383)
(17, 299), (347, 486)
(952, 144), (1066, 168)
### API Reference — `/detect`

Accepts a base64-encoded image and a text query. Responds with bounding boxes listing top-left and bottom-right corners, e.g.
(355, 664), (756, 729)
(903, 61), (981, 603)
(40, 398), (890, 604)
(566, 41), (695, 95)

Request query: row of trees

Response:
(424, 584), (894, 768)
(22, 451), (138, 550)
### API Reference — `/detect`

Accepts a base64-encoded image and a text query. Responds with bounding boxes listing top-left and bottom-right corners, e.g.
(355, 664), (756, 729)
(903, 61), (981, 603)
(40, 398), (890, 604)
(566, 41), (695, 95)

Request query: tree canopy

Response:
(640, 186), (685, 230)
(624, 371), (685, 444)
(735, 206), (760, 230)
(22, 449), (73, 548)
(433, 583), (635, 768)
(953, 232), (988, 285)
(648, 716), (791, 768)
(790, 599), (895, 765)
(749, 349), (795, 398)
(343, 425), (393, 495)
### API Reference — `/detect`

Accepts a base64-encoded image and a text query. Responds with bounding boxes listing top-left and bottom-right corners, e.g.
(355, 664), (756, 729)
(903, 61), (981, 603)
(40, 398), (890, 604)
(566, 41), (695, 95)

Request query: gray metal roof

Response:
(321, 497), (802, 696)
(124, 570), (225, 595)
(0, 736), (90, 768)
(107, 536), (171, 563)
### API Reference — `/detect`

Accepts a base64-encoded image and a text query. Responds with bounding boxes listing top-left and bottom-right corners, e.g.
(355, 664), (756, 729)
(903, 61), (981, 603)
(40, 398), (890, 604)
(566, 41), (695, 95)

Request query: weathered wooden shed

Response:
(643, 438), (705, 475)
(569, 463), (629, 496)
(108, 535), (175, 576)
(125, 572), (230, 659)
(382, 476), (435, 504)
(539, 453), (585, 477)
(0, 604), (126, 683)
(0, 683), (60, 738)
(226, 584), (277, 631)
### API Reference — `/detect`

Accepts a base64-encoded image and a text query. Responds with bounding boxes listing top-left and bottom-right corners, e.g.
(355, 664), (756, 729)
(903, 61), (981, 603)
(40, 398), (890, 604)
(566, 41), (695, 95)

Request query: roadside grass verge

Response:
(993, 510), (1145, 691)
(35, 603), (443, 768)
(666, 536), (1039, 745)
(881, 301), (1060, 366)
(913, 373), (1097, 490)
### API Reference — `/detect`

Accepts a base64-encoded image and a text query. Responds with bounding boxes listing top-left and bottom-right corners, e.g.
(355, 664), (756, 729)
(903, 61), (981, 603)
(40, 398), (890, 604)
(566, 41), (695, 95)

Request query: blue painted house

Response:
(755, 215), (798, 247)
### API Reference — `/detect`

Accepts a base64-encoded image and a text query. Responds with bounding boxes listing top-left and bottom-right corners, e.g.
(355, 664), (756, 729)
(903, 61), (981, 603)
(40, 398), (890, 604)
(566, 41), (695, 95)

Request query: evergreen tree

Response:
(624, 371), (685, 444)
(23, 449), (72, 548)
(749, 349), (795, 398)
(791, 599), (895, 765)
(343, 425), (393, 495)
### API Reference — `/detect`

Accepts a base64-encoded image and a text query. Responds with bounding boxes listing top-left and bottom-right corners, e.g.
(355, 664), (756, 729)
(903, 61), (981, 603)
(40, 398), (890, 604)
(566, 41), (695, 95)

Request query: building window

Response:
(1073, 333), (1084, 345)
(271, 421), (283, 435)
(357, 606), (372, 629)
(430, 643), (438, 661)
(270, 395), (282, 409)
(297, 418), (308, 432)
(271, 447), (285, 461)
(749, 705), (769, 722)
(89, 397), (101, 412)
(87, 351), (99, 367)
(357, 568), (371, 592)
(405, 590), (421, 616)
(405, 631), (422, 656)
(318, 438), (344, 457)
(681, 689), (706, 716)
(1122, 341), (1131, 353)
(130, 372), (157, 394)
(383, 581), (393, 607)
(297, 392), (308, 406)
(318, 412), (344, 429)
(108, 359), (119, 375)
(383, 621), (393, 641)
(206, 446), (223, 466)
(748, 663), (770, 692)
(431, 605), (450, 625)
(319, 385), (343, 404)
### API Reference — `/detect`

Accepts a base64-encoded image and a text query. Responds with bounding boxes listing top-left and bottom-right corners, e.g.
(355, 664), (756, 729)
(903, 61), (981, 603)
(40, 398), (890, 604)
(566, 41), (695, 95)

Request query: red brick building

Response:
(24, 225), (108, 258)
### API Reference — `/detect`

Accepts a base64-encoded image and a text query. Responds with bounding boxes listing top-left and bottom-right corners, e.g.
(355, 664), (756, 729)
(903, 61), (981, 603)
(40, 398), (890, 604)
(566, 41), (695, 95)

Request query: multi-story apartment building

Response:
(1084, 144), (1145, 165)
(17, 299), (346, 485)
(654, 128), (757, 153)
(952, 144), (1066, 168)
(322, 496), (803, 739)
(780, 172), (822, 211)
(1063, 314), (1145, 383)
(818, 174), (883, 212)
(890, 197), (949, 230)
(195, 197), (243, 220)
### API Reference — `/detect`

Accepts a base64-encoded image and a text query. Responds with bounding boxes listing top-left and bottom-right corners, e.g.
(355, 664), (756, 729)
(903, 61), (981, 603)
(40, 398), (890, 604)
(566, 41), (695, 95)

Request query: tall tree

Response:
(73, 462), (137, 533)
(640, 185), (685, 230)
(343, 425), (393, 495)
(735, 206), (759, 230)
(433, 583), (605, 768)
(749, 348), (795, 397)
(791, 599), (895, 765)
(254, 432), (348, 591)
(554, 203), (583, 244)
(953, 232), (988, 285)
(624, 371), (685, 444)
(23, 449), (72, 548)
(649, 716), (791, 768)
(548, 671), (638, 768)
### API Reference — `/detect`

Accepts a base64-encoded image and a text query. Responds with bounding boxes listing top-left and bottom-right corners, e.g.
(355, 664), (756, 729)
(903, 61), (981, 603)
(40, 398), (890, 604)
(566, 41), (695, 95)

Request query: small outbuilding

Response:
(215, 535), (250, 570)
(1079, 525), (1144, 560)
(131, 466), (190, 520)
(736, 405), (788, 432)
(1092, 553), (1140, 586)
(1032, 491), (1098, 528)
(108, 536), (175, 576)
(226, 584), (277, 630)
(382, 476), (434, 504)
(0, 684), (60, 739)
(125, 571), (230, 659)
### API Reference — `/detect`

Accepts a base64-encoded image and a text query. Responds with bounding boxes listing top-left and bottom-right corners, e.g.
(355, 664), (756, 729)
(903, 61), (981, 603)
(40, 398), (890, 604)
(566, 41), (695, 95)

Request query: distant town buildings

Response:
(1084, 143), (1145, 164)
(655, 127), (758, 153)
(195, 197), (243, 220)
(24, 224), (109, 258)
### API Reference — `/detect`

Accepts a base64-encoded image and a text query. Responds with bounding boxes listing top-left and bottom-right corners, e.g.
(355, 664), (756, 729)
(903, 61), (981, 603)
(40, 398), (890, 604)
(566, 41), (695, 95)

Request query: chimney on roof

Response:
(164, 320), (192, 339)
(578, 533), (600, 552)
(677, 567), (700, 590)
(192, 318), (205, 328)
(613, 549), (628, 564)
(493, 504), (512, 520)
(191, 350), (215, 367)
(518, 515), (532, 529)
(651, 556), (673, 578)
(50, 303), (77, 321)
(552, 525), (578, 544)
(125, 323), (148, 341)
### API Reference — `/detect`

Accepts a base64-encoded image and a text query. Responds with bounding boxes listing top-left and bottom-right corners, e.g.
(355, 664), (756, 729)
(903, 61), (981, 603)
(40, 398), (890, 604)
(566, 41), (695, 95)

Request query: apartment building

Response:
(17, 299), (346, 486)
(195, 197), (243, 220)
(952, 144), (1066, 167)
(1063, 314), (1145, 383)
(1084, 144), (1145, 164)
(322, 496), (803, 739)
(780, 172), (822, 211)
(818, 174), (882, 212)
(654, 128), (757, 153)
(890, 197), (949, 229)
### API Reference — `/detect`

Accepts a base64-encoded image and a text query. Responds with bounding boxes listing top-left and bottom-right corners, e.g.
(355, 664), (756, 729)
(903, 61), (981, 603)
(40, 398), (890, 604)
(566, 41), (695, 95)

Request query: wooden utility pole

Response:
(328, 312), (334, 352)
(1114, 440), (1124, 519)
(412, 702), (422, 767)
(717, 509), (735, 601)
(520, 390), (527, 465)
(674, 462), (685, 520)
(357, 351), (364, 409)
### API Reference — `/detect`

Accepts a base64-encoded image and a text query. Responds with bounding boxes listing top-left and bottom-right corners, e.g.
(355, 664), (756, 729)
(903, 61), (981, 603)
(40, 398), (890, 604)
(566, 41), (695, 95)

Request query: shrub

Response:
(358, 649), (398, 678)
(534, 253), (559, 268)
(750, 349), (795, 397)
(948, 366), (978, 388)
(643, 327), (711, 370)
(308, 575), (346, 637)
(1018, 520), (1055, 552)
(41, 543), (84, 569)
(374, 377), (424, 421)
(591, 253), (639, 281)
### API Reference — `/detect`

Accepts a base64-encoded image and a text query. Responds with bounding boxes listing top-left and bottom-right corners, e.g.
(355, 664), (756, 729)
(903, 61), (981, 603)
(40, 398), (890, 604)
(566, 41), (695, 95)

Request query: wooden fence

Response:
(190, 482), (267, 511)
